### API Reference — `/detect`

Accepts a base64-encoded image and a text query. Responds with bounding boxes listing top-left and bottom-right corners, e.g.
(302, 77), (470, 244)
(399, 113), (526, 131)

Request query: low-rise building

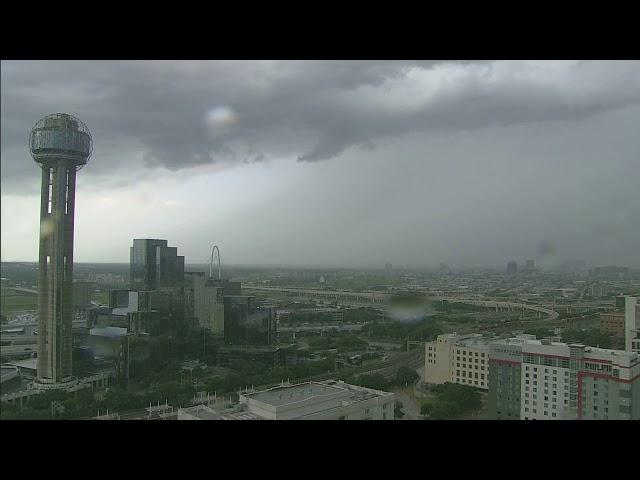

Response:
(599, 312), (625, 337)
(177, 380), (396, 420)
(216, 345), (288, 369)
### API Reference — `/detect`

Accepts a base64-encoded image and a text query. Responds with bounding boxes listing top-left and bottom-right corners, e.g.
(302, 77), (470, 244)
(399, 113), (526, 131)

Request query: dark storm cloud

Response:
(2, 60), (640, 193)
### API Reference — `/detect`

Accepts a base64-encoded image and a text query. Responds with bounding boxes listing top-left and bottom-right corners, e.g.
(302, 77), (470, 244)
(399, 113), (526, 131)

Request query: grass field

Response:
(0, 287), (38, 316)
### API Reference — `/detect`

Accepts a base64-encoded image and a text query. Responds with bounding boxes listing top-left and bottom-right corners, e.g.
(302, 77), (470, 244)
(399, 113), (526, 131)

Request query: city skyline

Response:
(2, 60), (640, 268)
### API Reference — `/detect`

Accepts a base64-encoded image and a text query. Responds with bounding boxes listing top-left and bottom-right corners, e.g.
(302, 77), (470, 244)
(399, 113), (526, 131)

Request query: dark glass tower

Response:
(130, 239), (185, 290)
(29, 113), (92, 387)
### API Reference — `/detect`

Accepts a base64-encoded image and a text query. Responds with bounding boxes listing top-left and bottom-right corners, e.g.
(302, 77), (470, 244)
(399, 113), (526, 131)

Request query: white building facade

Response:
(177, 380), (396, 420)
(425, 334), (490, 390)
(494, 338), (640, 420)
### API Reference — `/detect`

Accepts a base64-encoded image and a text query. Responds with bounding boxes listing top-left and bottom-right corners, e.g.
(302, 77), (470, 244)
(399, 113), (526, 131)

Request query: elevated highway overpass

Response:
(243, 285), (388, 303)
(243, 285), (559, 320)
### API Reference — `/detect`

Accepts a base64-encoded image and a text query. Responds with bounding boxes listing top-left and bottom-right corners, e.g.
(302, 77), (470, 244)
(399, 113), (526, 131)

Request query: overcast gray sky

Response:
(1, 60), (639, 268)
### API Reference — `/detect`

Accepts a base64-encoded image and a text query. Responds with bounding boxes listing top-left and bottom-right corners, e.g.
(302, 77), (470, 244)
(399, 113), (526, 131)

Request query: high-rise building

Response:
(206, 278), (241, 296)
(129, 239), (185, 290)
(507, 261), (518, 275)
(186, 272), (225, 334)
(487, 335), (534, 420)
(488, 336), (640, 420)
(29, 113), (92, 388)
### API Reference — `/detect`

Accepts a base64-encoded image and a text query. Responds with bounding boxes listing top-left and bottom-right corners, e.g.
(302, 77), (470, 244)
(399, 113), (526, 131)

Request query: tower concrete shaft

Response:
(36, 159), (77, 384)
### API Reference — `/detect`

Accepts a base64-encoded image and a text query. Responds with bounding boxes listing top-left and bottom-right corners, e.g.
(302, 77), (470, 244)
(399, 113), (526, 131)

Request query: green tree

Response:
(352, 373), (388, 391)
(396, 366), (419, 386)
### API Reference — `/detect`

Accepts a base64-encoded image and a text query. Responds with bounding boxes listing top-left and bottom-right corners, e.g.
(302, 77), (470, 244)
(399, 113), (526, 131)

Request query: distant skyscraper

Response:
(507, 261), (518, 275)
(525, 259), (534, 269)
(29, 113), (92, 387)
(129, 239), (185, 290)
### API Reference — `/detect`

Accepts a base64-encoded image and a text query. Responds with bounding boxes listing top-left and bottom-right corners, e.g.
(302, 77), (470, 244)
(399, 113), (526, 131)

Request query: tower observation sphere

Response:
(29, 113), (93, 168)
(30, 113), (92, 389)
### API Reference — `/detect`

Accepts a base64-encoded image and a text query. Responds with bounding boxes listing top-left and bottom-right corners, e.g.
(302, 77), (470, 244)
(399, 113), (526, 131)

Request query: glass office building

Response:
(129, 239), (185, 290)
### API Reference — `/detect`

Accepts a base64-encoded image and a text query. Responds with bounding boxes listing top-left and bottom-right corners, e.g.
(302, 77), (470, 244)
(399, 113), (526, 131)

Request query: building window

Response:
(64, 167), (70, 215)
(47, 167), (53, 214)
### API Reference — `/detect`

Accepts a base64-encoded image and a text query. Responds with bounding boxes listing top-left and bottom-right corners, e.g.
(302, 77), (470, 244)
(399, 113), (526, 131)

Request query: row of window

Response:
(456, 370), (485, 380)
(524, 408), (558, 418)
(456, 350), (486, 358)
(456, 363), (485, 370)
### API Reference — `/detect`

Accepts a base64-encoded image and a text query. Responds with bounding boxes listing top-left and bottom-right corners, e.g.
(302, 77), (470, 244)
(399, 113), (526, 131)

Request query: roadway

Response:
(1, 344), (37, 358)
(244, 285), (559, 320)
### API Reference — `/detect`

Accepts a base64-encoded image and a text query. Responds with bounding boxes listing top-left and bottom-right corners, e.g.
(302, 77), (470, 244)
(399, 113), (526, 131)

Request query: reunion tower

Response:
(29, 113), (92, 388)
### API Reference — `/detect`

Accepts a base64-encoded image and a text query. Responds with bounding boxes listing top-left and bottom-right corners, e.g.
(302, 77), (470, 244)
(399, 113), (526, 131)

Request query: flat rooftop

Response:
(245, 382), (348, 407)
(243, 380), (393, 408)
(180, 405), (263, 420)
